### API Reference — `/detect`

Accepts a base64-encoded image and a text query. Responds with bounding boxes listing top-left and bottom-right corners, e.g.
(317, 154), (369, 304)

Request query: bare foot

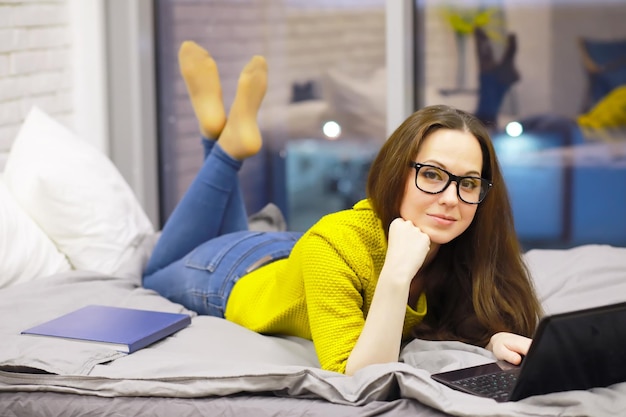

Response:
(178, 41), (226, 138)
(218, 55), (268, 160)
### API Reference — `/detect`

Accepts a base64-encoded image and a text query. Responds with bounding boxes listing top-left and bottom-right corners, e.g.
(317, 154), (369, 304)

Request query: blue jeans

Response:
(143, 139), (302, 317)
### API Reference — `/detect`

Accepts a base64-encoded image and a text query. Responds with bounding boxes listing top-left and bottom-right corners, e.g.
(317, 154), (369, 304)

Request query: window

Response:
(154, 0), (387, 230)
(415, 0), (626, 249)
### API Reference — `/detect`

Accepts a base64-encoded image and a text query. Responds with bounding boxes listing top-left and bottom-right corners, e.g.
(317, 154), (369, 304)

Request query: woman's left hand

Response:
(485, 332), (532, 365)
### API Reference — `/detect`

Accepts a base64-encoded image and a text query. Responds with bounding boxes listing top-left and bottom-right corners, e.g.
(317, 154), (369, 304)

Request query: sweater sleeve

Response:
(298, 231), (370, 374)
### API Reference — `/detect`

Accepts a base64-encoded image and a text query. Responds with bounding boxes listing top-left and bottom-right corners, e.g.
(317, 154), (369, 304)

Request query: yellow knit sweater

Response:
(225, 199), (427, 373)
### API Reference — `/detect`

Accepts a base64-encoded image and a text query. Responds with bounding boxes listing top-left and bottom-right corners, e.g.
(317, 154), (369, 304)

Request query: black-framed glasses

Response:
(408, 162), (492, 204)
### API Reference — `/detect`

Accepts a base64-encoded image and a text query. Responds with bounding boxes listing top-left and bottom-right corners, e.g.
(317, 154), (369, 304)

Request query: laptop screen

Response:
(510, 301), (626, 400)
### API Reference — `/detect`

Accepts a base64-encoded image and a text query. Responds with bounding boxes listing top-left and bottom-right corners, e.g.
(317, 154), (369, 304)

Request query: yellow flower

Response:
(442, 7), (501, 38)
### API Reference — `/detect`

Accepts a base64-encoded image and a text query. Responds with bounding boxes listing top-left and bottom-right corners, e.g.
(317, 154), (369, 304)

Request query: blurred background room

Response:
(1, 0), (625, 250)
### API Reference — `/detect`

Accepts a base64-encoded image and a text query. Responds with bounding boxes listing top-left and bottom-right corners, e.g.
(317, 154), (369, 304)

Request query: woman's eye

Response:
(460, 178), (479, 190)
(423, 169), (443, 181)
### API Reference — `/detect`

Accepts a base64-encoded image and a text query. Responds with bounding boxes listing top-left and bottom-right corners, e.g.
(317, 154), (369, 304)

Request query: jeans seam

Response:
(185, 232), (262, 272)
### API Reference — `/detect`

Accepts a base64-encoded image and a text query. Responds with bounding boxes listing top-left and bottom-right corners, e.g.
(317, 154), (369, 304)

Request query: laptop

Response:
(431, 301), (626, 402)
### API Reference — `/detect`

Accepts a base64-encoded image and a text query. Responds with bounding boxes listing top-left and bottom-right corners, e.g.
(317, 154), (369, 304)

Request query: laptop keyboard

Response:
(451, 369), (520, 402)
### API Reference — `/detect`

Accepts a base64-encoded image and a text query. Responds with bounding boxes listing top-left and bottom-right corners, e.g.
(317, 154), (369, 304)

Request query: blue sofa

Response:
(493, 115), (626, 249)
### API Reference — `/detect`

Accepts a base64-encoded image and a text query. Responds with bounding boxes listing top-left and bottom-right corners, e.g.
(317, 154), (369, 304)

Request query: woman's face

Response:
(399, 128), (483, 245)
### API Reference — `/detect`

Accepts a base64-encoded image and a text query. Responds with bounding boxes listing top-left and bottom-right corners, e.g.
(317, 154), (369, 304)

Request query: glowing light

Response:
(323, 121), (341, 139)
(505, 121), (523, 137)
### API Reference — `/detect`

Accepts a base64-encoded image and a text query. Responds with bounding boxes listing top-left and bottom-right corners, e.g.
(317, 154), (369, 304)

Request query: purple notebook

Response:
(21, 305), (191, 353)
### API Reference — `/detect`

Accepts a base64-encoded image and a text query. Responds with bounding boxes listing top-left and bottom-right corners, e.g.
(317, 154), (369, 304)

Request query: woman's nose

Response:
(439, 181), (460, 204)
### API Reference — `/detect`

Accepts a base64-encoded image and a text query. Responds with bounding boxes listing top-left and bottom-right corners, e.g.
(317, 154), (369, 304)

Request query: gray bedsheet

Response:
(1, 236), (626, 417)
(0, 392), (449, 417)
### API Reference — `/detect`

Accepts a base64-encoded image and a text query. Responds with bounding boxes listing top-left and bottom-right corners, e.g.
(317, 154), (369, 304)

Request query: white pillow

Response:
(321, 67), (387, 141)
(0, 178), (72, 288)
(3, 107), (155, 274)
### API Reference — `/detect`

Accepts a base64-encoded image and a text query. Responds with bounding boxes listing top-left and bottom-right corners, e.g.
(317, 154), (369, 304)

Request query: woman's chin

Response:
(424, 231), (456, 246)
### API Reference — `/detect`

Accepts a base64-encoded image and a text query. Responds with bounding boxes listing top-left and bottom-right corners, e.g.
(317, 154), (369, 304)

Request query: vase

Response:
(455, 32), (469, 91)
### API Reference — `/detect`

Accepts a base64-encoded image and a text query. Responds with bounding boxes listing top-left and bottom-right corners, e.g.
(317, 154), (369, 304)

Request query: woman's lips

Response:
(429, 214), (456, 226)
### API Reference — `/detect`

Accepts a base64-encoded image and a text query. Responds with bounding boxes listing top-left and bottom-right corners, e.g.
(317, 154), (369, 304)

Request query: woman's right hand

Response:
(383, 218), (431, 282)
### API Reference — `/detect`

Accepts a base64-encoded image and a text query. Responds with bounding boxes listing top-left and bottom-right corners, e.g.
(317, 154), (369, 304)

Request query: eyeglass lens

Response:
(415, 165), (488, 203)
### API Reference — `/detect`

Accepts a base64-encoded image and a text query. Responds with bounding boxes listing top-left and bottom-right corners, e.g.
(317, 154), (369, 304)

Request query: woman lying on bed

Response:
(143, 41), (543, 375)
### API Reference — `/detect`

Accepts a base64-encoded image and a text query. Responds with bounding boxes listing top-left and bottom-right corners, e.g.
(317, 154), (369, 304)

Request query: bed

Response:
(2, 110), (626, 417)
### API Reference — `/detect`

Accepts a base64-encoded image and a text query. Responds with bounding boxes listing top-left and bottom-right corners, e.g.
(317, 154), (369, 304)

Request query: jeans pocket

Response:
(184, 231), (301, 303)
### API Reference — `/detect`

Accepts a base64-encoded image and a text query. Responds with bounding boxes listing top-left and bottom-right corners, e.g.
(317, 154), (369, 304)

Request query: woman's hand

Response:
(383, 218), (431, 282)
(486, 332), (532, 365)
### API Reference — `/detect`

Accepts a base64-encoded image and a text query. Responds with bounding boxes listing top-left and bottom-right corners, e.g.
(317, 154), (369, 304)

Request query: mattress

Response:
(1, 235), (626, 417)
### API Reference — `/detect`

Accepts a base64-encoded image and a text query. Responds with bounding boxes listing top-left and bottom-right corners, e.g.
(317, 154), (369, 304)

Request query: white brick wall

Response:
(0, 0), (73, 169)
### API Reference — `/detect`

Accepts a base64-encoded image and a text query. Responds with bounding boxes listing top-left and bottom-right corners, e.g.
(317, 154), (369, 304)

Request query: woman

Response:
(143, 41), (543, 375)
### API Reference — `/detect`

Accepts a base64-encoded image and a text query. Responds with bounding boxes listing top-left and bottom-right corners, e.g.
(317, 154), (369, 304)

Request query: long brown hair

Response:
(366, 104), (542, 347)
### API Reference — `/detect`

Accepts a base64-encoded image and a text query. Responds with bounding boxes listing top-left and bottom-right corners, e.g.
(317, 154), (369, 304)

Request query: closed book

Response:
(21, 305), (191, 353)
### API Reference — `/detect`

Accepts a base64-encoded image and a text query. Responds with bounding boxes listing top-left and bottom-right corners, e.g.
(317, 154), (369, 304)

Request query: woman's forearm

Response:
(344, 268), (412, 375)
(345, 218), (430, 375)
